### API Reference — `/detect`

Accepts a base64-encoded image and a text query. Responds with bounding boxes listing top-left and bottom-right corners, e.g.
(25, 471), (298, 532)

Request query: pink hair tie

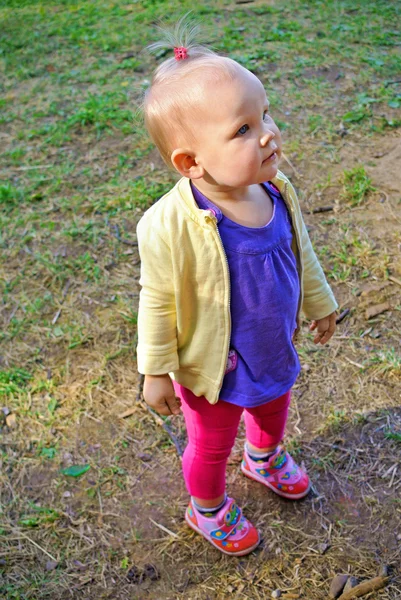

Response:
(174, 46), (188, 60)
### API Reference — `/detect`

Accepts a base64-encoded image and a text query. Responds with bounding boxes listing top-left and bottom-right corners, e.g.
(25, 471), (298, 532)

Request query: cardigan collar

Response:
(175, 172), (290, 225)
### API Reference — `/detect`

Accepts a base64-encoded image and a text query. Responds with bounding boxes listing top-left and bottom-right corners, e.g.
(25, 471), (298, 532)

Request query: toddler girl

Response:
(137, 21), (338, 556)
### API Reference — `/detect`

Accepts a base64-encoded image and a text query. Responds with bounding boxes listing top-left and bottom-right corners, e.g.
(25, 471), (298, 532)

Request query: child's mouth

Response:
(263, 151), (277, 163)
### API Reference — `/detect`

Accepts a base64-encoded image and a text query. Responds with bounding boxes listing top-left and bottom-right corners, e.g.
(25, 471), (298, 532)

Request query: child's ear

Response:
(171, 149), (204, 179)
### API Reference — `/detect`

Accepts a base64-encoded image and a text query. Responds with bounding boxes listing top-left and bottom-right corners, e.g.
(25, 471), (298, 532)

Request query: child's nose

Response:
(260, 129), (275, 146)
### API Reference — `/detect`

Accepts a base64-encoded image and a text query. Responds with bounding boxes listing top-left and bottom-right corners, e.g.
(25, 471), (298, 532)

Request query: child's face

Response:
(190, 66), (282, 189)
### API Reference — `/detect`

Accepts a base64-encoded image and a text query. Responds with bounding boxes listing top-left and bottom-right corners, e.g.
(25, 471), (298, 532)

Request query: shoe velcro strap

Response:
(210, 502), (242, 541)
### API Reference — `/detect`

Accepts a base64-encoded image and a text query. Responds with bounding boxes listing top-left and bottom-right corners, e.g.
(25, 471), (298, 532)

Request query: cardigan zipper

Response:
(283, 181), (303, 328)
(207, 213), (232, 396)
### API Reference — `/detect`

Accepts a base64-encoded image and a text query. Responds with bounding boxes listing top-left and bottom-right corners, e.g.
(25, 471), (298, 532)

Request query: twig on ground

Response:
(336, 308), (350, 324)
(2, 525), (58, 562)
(6, 303), (20, 325)
(51, 280), (71, 325)
(111, 223), (138, 246)
(306, 206), (334, 214)
(120, 52), (136, 61)
(337, 575), (389, 599)
(136, 374), (183, 457)
(149, 518), (179, 538)
(281, 152), (302, 178)
(141, 401), (183, 457)
(385, 79), (401, 86)
(388, 275), (401, 287)
(12, 164), (54, 171)
(344, 356), (365, 369)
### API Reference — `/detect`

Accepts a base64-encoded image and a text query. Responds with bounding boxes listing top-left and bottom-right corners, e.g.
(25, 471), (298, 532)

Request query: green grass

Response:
(0, 368), (32, 397)
(341, 166), (376, 206)
(385, 430), (401, 443)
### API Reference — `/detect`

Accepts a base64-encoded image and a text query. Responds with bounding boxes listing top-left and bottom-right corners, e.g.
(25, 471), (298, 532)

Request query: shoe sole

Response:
(241, 464), (310, 500)
(185, 513), (260, 556)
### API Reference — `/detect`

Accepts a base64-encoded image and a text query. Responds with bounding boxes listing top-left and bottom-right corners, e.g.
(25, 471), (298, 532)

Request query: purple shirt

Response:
(191, 181), (301, 407)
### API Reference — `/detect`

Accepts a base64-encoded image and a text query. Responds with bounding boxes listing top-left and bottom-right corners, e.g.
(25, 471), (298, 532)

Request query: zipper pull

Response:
(204, 209), (217, 225)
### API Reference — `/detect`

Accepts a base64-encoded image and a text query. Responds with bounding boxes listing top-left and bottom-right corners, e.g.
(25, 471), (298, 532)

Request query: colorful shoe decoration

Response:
(241, 445), (310, 500)
(185, 496), (260, 556)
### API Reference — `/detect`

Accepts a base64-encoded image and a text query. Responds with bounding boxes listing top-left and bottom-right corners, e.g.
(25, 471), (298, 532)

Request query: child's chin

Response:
(262, 165), (279, 181)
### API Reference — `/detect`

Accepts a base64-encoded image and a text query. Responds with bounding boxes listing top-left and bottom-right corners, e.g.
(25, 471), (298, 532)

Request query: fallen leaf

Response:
(330, 574), (349, 599)
(61, 465), (91, 478)
(5, 413), (17, 428)
(360, 281), (391, 296)
(365, 302), (390, 319)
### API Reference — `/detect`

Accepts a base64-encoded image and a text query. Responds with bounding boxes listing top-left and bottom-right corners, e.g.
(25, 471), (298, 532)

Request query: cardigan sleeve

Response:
(287, 180), (338, 320)
(136, 213), (179, 375)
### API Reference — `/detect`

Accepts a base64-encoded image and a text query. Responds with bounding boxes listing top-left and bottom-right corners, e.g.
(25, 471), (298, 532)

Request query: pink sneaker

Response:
(241, 445), (310, 499)
(185, 496), (260, 556)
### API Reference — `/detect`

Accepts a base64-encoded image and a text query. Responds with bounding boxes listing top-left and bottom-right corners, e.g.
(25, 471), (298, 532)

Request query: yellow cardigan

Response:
(136, 171), (338, 404)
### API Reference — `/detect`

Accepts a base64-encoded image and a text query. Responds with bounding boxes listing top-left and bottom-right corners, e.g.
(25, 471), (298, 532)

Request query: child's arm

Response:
(285, 179), (338, 342)
(136, 213), (181, 415)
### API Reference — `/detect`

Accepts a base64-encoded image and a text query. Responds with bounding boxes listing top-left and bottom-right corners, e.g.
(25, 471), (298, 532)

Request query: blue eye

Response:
(237, 124), (249, 135)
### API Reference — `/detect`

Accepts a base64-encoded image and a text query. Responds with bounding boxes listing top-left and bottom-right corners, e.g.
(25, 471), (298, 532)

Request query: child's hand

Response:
(143, 374), (181, 416)
(309, 311), (336, 345)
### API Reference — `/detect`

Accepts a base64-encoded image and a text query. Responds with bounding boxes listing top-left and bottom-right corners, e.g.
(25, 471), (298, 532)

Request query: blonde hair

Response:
(144, 16), (240, 166)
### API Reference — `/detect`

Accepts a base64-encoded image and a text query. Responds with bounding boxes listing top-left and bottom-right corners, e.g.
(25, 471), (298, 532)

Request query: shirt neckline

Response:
(191, 182), (279, 230)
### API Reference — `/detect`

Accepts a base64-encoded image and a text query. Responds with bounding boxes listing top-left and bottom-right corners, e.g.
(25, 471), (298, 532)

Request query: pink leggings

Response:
(174, 384), (291, 500)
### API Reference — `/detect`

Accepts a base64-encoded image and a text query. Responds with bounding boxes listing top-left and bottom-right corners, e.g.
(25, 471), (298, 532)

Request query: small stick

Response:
(388, 275), (401, 287)
(281, 151), (302, 178)
(306, 206), (334, 214)
(136, 374), (183, 457)
(344, 356), (365, 369)
(385, 79), (401, 86)
(11, 528), (58, 562)
(51, 280), (71, 325)
(149, 517), (179, 538)
(12, 164), (54, 171)
(112, 223), (137, 246)
(6, 303), (20, 325)
(141, 401), (183, 457)
(337, 575), (389, 599)
(120, 52), (136, 61)
(336, 308), (350, 324)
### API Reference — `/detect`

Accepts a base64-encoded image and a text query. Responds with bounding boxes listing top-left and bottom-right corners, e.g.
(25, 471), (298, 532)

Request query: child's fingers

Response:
(319, 321), (336, 344)
(311, 313), (336, 344)
(315, 324), (336, 344)
(165, 394), (181, 416)
(318, 330), (331, 344)
(313, 331), (324, 344)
